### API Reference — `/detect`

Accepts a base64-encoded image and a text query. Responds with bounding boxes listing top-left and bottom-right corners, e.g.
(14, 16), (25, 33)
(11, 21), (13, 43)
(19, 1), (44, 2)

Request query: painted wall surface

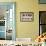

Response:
(39, 4), (46, 11)
(0, 0), (44, 40)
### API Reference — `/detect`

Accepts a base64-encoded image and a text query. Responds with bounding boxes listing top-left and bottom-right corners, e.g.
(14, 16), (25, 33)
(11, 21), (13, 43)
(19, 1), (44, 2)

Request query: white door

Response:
(0, 2), (16, 40)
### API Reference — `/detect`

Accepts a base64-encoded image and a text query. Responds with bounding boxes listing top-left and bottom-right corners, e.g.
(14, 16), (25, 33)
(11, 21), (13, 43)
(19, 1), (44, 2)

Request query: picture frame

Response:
(20, 12), (34, 22)
(39, 0), (46, 4)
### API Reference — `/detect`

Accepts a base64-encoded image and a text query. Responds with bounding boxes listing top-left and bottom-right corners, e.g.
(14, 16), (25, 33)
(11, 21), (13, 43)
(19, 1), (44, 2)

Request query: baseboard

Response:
(16, 38), (32, 42)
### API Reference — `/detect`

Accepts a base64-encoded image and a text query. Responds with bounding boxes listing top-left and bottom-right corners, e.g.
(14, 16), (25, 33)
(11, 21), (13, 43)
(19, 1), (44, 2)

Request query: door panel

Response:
(39, 11), (46, 35)
(0, 2), (16, 40)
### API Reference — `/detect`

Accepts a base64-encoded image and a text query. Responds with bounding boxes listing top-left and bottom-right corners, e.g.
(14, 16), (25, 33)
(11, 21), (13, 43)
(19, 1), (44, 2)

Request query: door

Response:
(39, 11), (46, 35)
(0, 2), (16, 40)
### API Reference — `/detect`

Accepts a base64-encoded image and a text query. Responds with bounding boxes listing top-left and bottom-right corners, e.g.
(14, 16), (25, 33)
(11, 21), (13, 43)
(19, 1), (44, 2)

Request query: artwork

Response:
(39, 0), (46, 4)
(20, 12), (34, 22)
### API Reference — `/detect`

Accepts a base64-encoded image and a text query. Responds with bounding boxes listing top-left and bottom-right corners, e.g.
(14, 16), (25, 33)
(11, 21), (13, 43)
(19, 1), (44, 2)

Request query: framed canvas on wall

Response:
(39, 0), (46, 4)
